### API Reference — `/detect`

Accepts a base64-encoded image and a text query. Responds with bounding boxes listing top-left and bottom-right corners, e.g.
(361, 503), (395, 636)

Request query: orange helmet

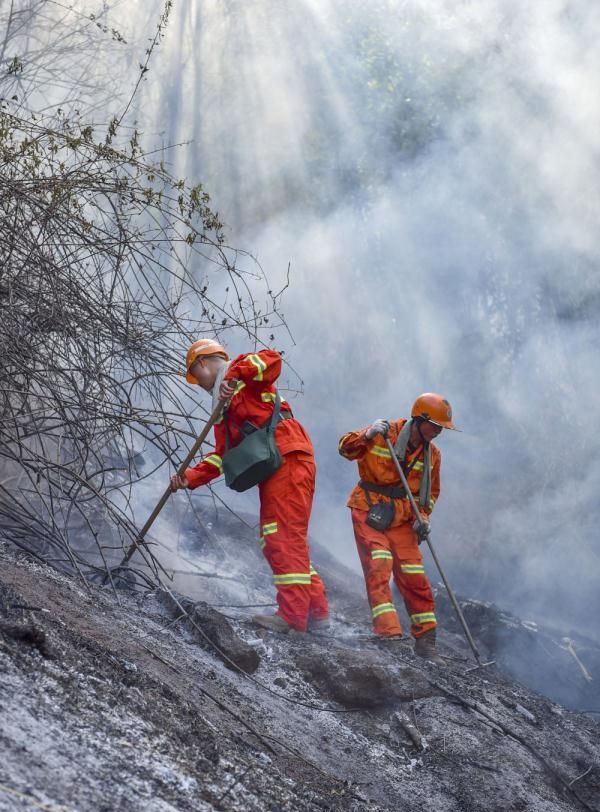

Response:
(411, 393), (458, 430)
(185, 339), (229, 383)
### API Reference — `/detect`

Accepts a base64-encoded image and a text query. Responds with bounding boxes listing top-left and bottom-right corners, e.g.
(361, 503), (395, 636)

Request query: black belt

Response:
(359, 480), (407, 499)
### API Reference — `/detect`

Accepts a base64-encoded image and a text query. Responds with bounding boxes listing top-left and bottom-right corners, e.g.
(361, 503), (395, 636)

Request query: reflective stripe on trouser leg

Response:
(372, 602), (397, 619)
(273, 573), (312, 585)
(391, 538), (437, 639)
(350, 508), (402, 636)
(259, 520), (278, 551)
(411, 611), (437, 625)
(258, 451), (328, 630)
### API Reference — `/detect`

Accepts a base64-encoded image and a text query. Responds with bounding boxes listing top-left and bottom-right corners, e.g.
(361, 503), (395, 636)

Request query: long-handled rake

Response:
(384, 436), (494, 671)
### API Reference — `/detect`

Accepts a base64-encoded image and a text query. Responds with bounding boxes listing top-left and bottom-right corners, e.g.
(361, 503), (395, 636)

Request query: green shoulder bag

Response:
(222, 391), (283, 492)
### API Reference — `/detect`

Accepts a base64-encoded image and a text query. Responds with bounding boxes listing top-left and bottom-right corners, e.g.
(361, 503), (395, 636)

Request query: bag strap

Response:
(224, 389), (281, 451)
(404, 453), (421, 475)
(224, 414), (232, 452)
(266, 390), (281, 432)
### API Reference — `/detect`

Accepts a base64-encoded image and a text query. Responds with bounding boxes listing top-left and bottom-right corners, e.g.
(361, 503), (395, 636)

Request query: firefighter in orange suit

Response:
(170, 339), (329, 634)
(339, 394), (458, 663)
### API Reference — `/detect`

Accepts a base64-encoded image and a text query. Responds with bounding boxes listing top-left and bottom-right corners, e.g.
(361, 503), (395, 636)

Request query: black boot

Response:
(414, 629), (444, 665)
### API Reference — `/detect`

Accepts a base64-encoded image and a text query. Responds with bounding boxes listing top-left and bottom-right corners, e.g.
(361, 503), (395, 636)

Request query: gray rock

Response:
(294, 646), (436, 707)
(156, 590), (260, 674)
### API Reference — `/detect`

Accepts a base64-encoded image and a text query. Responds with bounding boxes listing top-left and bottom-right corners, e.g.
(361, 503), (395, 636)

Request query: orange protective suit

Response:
(339, 419), (440, 638)
(186, 350), (328, 631)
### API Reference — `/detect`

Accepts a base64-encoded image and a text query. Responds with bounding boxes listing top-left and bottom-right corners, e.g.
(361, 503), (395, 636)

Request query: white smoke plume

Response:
(10, 0), (600, 638)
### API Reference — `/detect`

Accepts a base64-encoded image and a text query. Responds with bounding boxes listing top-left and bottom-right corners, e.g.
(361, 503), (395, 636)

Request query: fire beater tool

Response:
(384, 436), (495, 671)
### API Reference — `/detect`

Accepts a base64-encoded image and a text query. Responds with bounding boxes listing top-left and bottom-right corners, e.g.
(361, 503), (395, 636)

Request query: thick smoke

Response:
(16, 1), (600, 638)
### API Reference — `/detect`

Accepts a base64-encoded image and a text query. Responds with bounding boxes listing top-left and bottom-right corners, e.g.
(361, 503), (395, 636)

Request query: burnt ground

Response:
(0, 515), (599, 812)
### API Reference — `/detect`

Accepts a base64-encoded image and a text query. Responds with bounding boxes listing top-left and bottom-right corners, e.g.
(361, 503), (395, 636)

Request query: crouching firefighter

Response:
(339, 394), (458, 663)
(170, 339), (329, 634)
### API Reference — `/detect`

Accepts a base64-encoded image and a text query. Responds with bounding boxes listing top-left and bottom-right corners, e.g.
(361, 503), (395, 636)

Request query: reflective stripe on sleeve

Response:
(371, 602), (397, 619)
(262, 521), (278, 536)
(369, 445), (392, 459)
(249, 353), (267, 381)
(204, 454), (223, 473)
(410, 611), (436, 625)
(273, 572), (312, 585)
(400, 564), (425, 574)
(371, 549), (393, 560)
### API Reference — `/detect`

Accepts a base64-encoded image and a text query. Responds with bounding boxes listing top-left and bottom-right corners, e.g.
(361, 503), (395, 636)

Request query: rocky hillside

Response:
(0, 511), (599, 812)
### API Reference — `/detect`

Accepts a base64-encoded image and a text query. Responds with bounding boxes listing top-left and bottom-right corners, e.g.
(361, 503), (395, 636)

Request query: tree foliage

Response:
(0, 4), (287, 583)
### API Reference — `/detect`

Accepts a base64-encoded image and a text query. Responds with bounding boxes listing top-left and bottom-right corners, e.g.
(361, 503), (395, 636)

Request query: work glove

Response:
(366, 419), (390, 439)
(413, 518), (430, 543)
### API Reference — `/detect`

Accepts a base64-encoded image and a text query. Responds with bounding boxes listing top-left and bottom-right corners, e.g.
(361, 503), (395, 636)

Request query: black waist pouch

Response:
(222, 392), (282, 492)
(360, 480), (401, 531)
(366, 500), (395, 531)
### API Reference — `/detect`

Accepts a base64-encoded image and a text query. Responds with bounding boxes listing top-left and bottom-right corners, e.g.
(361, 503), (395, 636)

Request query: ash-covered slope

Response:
(0, 512), (598, 812)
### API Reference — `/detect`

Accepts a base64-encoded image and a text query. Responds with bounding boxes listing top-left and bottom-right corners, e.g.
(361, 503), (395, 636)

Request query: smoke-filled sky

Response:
(11, 0), (600, 637)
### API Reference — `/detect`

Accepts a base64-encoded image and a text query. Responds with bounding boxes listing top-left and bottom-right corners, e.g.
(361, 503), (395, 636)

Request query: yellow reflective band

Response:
(371, 550), (393, 560)
(204, 454), (223, 473)
(411, 612), (436, 624)
(233, 380), (246, 396)
(371, 602), (396, 618)
(273, 573), (312, 585)
(261, 391), (276, 403)
(259, 537), (266, 550)
(249, 353), (267, 381)
(262, 522), (278, 536)
(401, 564), (425, 574)
(369, 446), (392, 458)
(412, 461), (424, 472)
(415, 495), (436, 508)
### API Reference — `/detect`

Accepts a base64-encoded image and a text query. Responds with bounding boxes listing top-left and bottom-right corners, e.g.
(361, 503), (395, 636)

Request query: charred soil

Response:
(0, 532), (598, 812)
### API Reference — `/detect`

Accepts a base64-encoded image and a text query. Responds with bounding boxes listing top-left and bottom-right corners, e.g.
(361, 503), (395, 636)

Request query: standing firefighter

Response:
(339, 394), (458, 663)
(170, 339), (329, 634)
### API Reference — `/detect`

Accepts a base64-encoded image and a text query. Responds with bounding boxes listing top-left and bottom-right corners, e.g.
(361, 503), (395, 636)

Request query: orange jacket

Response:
(186, 350), (313, 489)
(338, 418), (441, 526)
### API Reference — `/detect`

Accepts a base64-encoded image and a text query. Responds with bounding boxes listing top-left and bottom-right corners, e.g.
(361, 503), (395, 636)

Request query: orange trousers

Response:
(258, 451), (329, 630)
(351, 508), (436, 638)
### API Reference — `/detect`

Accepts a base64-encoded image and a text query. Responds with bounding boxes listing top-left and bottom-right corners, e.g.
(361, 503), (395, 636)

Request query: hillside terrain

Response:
(0, 514), (598, 812)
